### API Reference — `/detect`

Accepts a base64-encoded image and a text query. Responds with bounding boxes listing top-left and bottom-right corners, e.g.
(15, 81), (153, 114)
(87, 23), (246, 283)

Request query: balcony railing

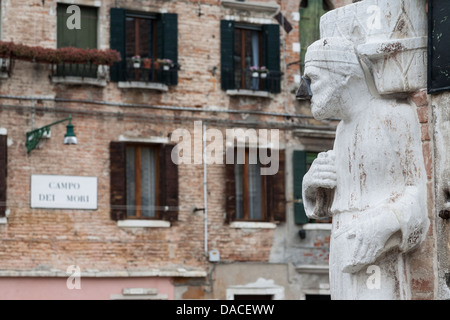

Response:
(123, 59), (177, 86)
(222, 68), (282, 94)
(53, 62), (99, 78)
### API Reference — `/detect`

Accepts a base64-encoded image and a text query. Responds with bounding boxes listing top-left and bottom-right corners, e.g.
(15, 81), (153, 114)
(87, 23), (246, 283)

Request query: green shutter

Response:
(299, 0), (328, 73)
(160, 13), (178, 86)
(263, 24), (281, 94)
(293, 150), (308, 224)
(57, 4), (98, 49)
(110, 8), (126, 82)
(220, 20), (235, 91)
(57, 5), (98, 77)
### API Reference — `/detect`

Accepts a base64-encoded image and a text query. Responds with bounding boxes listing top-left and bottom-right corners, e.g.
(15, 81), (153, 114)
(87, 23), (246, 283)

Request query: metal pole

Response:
(203, 122), (208, 257)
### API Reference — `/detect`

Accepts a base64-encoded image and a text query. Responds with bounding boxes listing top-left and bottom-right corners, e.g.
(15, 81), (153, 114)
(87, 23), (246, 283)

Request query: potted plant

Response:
(142, 58), (152, 69)
(250, 66), (260, 78)
(132, 55), (141, 68)
(157, 58), (173, 71)
(259, 66), (269, 78)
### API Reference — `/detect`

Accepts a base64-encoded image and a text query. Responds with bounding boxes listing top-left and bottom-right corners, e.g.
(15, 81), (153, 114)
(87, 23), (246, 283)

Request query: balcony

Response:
(223, 68), (282, 98)
(51, 62), (108, 87)
(118, 58), (178, 91)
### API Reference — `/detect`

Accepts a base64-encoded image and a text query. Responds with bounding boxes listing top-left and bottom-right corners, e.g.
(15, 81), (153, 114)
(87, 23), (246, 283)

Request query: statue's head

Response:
(300, 37), (366, 120)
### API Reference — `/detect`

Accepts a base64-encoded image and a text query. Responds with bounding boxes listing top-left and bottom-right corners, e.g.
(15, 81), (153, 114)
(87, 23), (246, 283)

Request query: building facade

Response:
(2, 0), (445, 301)
(0, 0), (346, 300)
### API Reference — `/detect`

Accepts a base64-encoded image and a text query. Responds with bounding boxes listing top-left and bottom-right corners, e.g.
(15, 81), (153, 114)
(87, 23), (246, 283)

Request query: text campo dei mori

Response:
(176, 304), (275, 317)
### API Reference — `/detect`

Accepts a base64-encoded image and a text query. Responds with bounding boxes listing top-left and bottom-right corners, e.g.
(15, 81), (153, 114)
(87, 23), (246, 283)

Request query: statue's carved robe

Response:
(303, 103), (429, 300)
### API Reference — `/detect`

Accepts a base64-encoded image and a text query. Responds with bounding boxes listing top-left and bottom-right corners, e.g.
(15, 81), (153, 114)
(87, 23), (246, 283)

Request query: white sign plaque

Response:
(31, 175), (98, 210)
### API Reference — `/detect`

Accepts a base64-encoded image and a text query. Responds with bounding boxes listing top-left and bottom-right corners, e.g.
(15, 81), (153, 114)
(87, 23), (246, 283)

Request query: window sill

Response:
(295, 264), (329, 274)
(302, 223), (332, 231)
(117, 220), (171, 228)
(51, 76), (107, 87)
(0, 217), (7, 225)
(220, 0), (280, 14)
(230, 221), (276, 229)
(118, 81), (168, 92)
(226, 89), (272, 98)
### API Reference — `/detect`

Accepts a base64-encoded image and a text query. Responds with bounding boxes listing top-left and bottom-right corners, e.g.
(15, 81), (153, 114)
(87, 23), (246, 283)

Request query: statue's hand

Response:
(303, 150), (336, 219)
(342, 212), (401, 274)
(305, 150), (337, 191)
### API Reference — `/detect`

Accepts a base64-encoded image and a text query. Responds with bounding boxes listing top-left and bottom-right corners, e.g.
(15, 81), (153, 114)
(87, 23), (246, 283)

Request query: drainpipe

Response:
(203, 122), (208, 257)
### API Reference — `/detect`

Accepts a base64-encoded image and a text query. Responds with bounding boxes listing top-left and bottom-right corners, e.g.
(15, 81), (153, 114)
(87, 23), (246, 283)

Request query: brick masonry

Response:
(0, 0), (439, 300)
(0, 0), (308, 276)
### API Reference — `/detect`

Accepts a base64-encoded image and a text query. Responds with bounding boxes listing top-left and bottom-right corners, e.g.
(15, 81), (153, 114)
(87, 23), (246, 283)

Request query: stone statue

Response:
(299, 37), (430, 300)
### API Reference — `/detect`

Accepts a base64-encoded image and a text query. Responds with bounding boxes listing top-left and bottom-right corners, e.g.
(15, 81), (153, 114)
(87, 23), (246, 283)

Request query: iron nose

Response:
(296, 76), (313, 101)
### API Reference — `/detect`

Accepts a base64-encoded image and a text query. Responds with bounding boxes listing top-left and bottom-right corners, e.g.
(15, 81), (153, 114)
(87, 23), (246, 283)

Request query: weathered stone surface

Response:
(301, 13), (430, 298)
(320, 0), (428, 95)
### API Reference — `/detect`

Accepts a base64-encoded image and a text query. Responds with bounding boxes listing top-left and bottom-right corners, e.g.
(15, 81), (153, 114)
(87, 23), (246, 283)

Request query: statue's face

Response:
(304, 65), (343, 121)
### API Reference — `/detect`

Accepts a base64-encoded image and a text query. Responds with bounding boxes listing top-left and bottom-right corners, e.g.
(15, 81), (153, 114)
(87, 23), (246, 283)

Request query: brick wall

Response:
(0, 0), (302, 274)
(409, 89), (436, 300)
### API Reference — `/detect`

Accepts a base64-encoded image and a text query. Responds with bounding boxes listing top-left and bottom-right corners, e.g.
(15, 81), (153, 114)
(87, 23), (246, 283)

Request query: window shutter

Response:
(220, 20), (235, 91)
(225, 162), (237, 224)
(263, 24), (281, 94)
(0, 135), (7, 218)
(299, 0), (328, 73)
(57, 5), (98, 49)
(267, 150), (286, 222)
(160, 13), (178, 86)
(110, 8), (126, 82)
(110, 142), (127, 221)
(159, 144), (179, 222)
(293, 150), (308, 224)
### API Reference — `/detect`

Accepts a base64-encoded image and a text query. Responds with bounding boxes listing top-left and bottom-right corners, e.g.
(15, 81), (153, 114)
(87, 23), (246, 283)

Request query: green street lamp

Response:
(26, 115), (77, 154)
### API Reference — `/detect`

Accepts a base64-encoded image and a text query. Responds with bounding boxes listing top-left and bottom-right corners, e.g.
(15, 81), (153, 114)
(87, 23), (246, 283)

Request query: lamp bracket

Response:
(25, 115), (72, 154)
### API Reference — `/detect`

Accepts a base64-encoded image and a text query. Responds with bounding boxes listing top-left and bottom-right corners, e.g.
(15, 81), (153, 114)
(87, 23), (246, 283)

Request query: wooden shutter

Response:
(267, 149), (286, 222)
(110, 142), (127, 221)
(220, 20), (235, 91)
(160, 13), (178, 86)
(0, 135), (7, 218)
(110, 8), (126, 82)
(293, 150), (309, 224)
(263, 24), (281, 94)
(225, 162), (236, 224)
(159, 144), (179, 221)
(57, 4), (98, 49)
(299, 0), (328, 73)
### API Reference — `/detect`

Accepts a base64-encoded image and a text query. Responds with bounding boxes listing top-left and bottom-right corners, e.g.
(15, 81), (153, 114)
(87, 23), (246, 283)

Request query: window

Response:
(299, 0), (333, 73)
(125, 14), (158, 83)
(293, 150), (332, 224)
(56, 4), (98, 78)
(234, 148), (267, 221)
(226, 280), (285, 300)
(126, 145), (159, 219)
(233, 26), (263, 91)
(221, 21), (281, 93)
(225, 148), (286, 223)
(0, 133), (6, 218)
(110, 9), (178, 86)
(110, 142), (179, 222)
